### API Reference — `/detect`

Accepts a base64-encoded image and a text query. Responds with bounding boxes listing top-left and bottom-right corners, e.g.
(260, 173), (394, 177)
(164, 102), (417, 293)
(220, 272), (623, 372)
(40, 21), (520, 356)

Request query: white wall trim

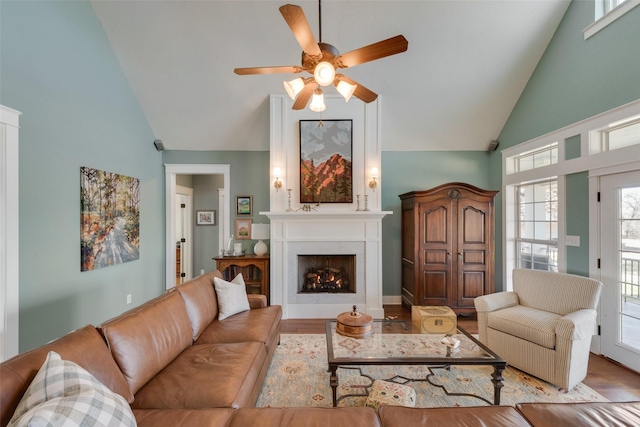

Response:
(1, 105), (21, 360)
(164, 164), (230, 290)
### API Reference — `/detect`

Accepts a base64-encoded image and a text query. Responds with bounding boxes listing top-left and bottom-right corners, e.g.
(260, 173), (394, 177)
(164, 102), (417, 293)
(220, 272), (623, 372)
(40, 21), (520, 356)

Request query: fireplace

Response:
(298, 255), (356, 293)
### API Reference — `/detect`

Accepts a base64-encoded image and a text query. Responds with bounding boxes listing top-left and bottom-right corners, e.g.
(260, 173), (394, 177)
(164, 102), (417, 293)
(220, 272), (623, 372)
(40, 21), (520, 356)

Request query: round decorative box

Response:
(336, 305), (373, 339)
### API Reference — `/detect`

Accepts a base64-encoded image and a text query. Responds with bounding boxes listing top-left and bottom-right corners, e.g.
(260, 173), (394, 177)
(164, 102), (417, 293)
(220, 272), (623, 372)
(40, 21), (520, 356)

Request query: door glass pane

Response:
(619, 186), (640, 352)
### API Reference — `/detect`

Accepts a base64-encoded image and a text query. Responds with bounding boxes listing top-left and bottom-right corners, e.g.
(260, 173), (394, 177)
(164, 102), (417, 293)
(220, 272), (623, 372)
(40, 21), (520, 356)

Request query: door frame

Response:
(1, 105), (20, 361)
(175, 185), (193, 283)
(594, 168), (640, 371)
(165, 164), (230, 290)
(589, 161), (640, 354)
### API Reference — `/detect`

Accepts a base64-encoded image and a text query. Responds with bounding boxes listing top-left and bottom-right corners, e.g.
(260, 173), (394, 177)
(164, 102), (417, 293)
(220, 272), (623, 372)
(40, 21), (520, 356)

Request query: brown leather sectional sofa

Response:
(1, 270), (639, 426)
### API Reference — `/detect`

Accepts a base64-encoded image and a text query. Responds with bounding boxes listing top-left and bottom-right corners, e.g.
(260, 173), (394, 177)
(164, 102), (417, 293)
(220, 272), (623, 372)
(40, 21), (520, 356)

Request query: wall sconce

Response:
(273, 167), (283, 191)
(369, 167), (378, 191)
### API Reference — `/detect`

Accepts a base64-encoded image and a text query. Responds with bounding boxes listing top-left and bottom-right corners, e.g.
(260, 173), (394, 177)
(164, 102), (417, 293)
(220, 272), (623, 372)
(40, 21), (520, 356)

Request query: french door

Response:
(600, 170), (640, 372)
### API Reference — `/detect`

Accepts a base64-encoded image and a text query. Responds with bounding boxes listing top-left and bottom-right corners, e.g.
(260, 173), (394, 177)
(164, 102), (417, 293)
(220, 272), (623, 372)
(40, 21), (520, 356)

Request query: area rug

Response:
(256, 334), (608, 408)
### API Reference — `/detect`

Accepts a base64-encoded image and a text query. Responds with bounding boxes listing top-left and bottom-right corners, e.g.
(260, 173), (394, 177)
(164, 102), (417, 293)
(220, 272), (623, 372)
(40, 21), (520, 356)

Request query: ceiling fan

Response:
(234, 2), (408, 112)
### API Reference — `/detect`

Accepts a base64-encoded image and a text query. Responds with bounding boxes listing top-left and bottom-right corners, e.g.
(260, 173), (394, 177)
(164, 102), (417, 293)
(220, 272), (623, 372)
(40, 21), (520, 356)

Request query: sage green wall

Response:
(489, 1), (640, 289)
(1, 1), (163, 351)
(380, 151), (492, 297)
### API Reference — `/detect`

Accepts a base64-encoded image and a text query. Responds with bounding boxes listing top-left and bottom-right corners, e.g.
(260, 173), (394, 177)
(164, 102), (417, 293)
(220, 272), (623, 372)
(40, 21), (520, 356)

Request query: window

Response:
(590, 115), (640, 153)
(506, 142), (558, 175)
(584, 0), (638, 40)
(516, 180), (558, 272)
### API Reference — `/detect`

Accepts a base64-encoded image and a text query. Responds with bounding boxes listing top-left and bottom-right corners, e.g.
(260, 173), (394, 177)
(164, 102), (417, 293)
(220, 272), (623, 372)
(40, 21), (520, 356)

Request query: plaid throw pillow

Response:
(214, 273), (250, 320)
(8, 351), (136, 427)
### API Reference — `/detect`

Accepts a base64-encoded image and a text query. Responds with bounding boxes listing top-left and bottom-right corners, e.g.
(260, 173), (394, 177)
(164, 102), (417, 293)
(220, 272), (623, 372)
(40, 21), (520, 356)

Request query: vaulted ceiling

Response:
(91, 0), (571, 151)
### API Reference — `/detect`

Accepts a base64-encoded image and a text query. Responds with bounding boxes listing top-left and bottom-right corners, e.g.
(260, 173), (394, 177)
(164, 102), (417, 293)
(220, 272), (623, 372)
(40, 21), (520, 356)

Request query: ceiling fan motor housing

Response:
(302, 42), (340, 72)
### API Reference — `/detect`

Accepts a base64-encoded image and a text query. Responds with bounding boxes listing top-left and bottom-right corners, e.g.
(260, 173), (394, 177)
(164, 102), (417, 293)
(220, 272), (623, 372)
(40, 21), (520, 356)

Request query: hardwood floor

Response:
(281, 305), (640, 402)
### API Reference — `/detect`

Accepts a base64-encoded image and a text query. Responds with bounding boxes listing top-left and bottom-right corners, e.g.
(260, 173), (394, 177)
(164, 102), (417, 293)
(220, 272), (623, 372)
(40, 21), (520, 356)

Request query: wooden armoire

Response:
(399, 183), (498, 315)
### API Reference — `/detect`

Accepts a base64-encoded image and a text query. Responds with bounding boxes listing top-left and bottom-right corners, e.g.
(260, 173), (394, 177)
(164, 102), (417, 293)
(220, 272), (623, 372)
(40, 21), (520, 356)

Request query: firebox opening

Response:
(298, 254), (356, 293)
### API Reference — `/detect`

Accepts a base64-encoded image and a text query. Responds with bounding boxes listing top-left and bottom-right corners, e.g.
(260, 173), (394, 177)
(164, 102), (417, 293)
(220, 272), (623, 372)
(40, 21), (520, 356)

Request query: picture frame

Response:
(235, 218), (252, 240)
(196, 210), (216, 226)
(299, 119), (353, 203)
(236, 195), (253, 215)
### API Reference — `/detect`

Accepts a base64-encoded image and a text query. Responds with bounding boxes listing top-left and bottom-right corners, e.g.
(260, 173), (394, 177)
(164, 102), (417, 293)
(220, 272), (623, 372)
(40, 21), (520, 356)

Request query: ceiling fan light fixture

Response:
(309, 88), (326, 112)
(336, 79), (357, 102)
(284, 77), (305, 100)
(313, 61), (335, 86)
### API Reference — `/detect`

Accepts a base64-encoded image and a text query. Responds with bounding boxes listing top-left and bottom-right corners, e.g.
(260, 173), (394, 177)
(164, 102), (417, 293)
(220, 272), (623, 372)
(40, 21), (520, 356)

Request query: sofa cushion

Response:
(214, 274), (250, 320)
(177, 270), (222, 340)
(131, 342), (266, 409)
(229, 407), (381, 427)
(516, 401), (640, 427)
(488, 305), (560, 349)
(378, 405), (532, 427)
(133, 408), (234, 427)
(195, 305), (281, 352)
(99, 291), (193, 394)
(8, 351), (136, 427)
(0, 325), (133, 427)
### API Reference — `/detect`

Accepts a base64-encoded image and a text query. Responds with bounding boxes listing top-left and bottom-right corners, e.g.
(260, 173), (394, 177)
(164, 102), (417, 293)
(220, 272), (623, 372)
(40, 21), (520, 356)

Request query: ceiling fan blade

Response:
(337, 75), (378, 103)
(336, 35), (408, 68)
(279, 4), (322, 58)
(234, 66), (302, 75)
(292, 82), (315, 110)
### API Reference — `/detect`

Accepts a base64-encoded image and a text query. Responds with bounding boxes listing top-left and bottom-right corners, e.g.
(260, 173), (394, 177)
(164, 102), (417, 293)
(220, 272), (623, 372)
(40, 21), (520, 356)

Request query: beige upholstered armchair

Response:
(474, 269), (603, 390)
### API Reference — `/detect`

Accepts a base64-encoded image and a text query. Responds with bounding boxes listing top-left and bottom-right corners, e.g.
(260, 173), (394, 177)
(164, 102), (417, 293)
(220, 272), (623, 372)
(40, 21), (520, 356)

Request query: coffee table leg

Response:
(491, 365), (505, 405)
(329, 365), (338, 407)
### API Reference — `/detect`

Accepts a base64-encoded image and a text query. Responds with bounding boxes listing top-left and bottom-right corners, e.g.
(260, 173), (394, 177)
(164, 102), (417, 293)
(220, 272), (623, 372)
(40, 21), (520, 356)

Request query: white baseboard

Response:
(383, 295), (402, 305)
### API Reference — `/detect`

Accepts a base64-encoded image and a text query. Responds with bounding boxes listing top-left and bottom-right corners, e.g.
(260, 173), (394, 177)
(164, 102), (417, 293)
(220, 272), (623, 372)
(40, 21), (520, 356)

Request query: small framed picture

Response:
(236, 195), (253, 216)
(196, 210), (216, 225)
(235, 218), (252, 239)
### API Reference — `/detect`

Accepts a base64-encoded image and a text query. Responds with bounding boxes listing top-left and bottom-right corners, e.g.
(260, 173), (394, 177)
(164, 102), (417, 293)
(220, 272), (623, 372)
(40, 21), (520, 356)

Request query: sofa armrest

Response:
(474, 292), (519, 313)
(556, 309), (597, 340)
(248, 294), (267, 309)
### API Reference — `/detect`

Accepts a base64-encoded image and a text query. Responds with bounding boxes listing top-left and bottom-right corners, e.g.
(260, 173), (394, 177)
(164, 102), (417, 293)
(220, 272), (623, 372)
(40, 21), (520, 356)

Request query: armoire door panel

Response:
(458, 271), (486, 302)
(461, 205), (486, 244)
(423, 206), (448, 244)
(462, 250), (485, 265)
(421, 271), (449, 302)
(424, 249), (448, 264)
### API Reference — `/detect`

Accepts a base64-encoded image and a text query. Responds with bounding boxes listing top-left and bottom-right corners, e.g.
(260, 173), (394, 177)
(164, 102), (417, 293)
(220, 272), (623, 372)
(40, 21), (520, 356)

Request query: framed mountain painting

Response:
(299, 119), (353, 203)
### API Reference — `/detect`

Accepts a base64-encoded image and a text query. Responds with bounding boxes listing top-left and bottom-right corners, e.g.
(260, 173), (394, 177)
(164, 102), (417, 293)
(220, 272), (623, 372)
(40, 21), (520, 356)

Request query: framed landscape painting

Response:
(299, 119), (353, 203)
(80, 167), (140, 271)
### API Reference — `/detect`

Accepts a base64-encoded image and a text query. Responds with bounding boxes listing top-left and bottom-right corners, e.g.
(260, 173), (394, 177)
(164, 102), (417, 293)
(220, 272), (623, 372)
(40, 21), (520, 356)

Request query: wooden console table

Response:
(213, 255), (270, 304)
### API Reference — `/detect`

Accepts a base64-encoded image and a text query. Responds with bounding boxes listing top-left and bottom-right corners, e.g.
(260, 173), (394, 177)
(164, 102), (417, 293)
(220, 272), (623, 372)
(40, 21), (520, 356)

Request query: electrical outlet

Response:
(201, 269), (205, 275)
(126, 294), (132, 305)
(566, 235), (581, 247)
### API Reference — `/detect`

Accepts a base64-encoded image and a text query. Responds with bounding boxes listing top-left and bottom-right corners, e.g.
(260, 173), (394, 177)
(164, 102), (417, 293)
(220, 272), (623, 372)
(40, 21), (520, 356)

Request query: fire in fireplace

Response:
(298, 255), (356, 293)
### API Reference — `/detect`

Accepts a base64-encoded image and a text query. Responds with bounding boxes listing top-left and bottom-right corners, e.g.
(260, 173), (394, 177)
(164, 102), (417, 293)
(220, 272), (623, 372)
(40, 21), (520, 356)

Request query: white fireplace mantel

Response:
(264, 210), (391, 319)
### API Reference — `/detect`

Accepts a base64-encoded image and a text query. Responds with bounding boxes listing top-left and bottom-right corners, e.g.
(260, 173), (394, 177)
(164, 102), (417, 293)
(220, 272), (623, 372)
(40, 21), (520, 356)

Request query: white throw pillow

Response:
(214, 273), (250, 320)
(8, 351), (136, 427)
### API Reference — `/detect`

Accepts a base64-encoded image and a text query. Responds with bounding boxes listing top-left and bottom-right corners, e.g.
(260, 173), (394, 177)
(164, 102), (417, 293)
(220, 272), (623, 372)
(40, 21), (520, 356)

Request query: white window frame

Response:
(502, 99), (640, 291)
(584, 0), (639, 40)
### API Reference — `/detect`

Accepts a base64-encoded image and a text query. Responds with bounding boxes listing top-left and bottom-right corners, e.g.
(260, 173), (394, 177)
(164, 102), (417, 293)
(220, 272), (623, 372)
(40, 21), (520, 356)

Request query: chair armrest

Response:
(248, 294), (267, 308)
(556, 309), (597, 340)
(474, 292), (519, 313)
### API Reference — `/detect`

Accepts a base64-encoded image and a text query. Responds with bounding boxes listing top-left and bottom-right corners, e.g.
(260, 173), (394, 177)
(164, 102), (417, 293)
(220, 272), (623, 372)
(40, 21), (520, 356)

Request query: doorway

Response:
(600, 169), (640, 372)
(165, 164), (231, 290)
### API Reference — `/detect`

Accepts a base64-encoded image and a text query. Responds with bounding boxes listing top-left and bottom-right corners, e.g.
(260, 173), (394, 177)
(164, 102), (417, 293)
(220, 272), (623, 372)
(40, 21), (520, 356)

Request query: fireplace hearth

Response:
(299, 255), (355, 293)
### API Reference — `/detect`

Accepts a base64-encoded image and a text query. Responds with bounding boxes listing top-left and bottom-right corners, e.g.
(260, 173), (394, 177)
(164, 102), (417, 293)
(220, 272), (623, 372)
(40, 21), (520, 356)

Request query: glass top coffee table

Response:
(325, 319), (506, 407)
